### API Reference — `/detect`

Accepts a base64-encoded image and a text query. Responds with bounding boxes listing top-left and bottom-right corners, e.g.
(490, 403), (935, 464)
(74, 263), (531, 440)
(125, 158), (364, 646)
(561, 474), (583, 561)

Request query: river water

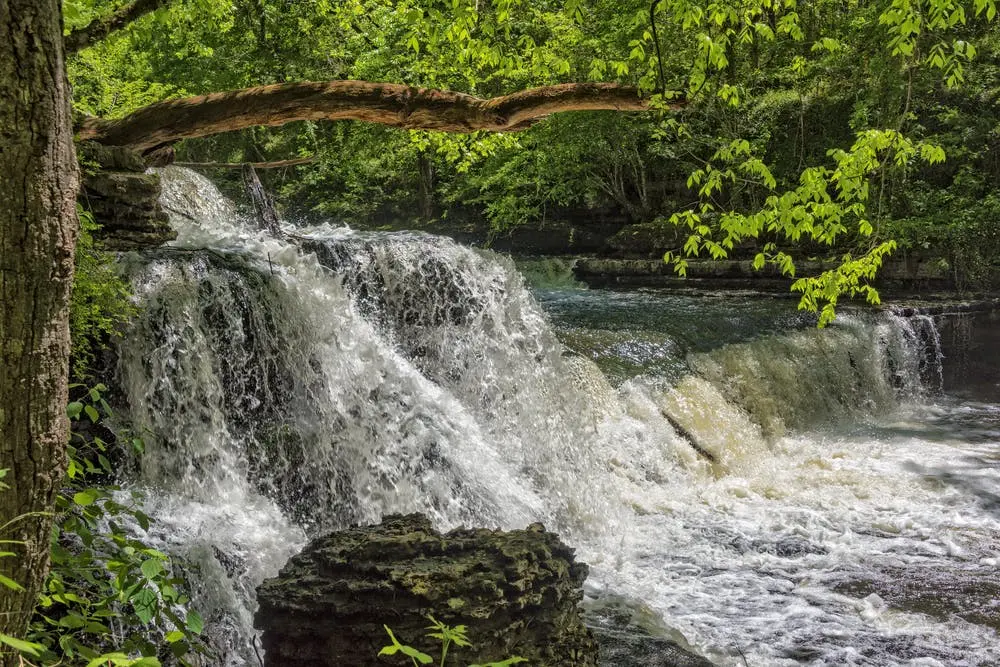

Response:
(114, 168), (1000, 666)
(534, 284), (1000, 665)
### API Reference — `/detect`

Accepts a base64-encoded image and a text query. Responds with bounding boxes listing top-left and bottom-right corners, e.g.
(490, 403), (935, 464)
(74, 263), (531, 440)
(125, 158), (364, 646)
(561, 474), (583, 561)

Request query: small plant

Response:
(378, 616), (526, 667)
(11, 385), (208, 666)
(0, 463), (165, 667)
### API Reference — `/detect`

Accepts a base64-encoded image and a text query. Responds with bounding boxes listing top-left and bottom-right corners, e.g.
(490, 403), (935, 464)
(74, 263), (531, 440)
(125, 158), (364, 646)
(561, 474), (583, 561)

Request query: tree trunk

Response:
(417, 151), (434, 221)
(0, 0), (79, 653)
(242, 163), (282, 235)
(75, 81), (664, 152)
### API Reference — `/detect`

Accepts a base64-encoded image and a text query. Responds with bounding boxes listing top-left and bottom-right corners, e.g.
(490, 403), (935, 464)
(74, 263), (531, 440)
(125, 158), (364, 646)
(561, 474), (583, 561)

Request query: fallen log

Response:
(76, 81), (672, 152)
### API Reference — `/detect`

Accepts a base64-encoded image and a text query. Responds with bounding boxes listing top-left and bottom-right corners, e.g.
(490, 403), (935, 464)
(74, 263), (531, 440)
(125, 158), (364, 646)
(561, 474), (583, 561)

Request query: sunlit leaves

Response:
(791, 241), (898, 326)
(666, 126), (948, 320)
(879, 0), (996, 87)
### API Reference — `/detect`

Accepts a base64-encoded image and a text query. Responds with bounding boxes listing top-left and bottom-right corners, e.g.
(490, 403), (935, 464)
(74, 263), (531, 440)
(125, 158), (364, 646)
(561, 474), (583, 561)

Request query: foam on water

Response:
(579, 397), (1000, 665)
(113, 167), (1000, 666)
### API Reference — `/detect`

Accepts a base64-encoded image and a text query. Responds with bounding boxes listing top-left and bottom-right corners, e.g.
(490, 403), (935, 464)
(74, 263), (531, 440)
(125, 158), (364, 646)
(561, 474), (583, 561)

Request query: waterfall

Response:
(685, 312), (942, 438)
(118, 168), (642, 662)
(111, 167), (1000, 667)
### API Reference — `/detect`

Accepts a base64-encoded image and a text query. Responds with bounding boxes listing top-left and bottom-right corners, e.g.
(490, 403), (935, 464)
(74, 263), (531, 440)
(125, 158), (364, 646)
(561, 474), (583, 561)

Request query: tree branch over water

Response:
(75, 81), (676, 152)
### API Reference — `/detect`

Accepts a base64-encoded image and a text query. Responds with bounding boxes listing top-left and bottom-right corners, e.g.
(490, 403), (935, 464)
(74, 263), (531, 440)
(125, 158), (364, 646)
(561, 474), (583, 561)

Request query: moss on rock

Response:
(255, 513), (598, 666)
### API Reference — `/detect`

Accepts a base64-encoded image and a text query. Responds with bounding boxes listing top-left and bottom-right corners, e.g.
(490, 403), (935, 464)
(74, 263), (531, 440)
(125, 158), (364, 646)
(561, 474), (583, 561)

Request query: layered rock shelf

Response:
(77, 142), (177, 249)
(572, 257), (955, 292)
(255, 514), (598, 666)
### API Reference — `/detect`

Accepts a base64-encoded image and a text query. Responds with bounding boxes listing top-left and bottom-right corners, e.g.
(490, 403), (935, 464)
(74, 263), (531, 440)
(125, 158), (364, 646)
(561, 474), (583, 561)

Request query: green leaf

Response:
(134, 510), (151, 531)
(0, 573), (24, 591)
(0, 633), (44, 657)
(84, 404), (100, 423)
(165, 630), (185, 643)
(73, 490), (98, 506)
(379, 625), (432, 663)
(131, 588), (158, 624)
(58, 612), (88, 629)
(67, 401), (84, 419)
(400, 645), (433, 664)
(185, 609), (204, 635)
(140, 558), (163, 580)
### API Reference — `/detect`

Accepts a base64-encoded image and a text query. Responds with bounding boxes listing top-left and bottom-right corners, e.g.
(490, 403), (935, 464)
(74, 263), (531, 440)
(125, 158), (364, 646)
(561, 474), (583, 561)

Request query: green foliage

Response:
(71, 207), (137, 380)
(379, 625), (433, 666)
(665, 129), (948, 321)
(378, 617), (526, 667)
(64, 0), (1000, 316)
(20, 386), (206, 666)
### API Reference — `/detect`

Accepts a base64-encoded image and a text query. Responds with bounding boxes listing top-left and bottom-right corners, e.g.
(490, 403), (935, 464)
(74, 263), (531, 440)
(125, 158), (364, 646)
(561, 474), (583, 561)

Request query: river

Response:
(112, 167), (1000, 666)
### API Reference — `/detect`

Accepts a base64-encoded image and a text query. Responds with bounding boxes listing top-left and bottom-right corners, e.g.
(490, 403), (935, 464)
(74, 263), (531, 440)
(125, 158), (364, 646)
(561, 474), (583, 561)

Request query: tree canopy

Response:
(63, 0), (1000, 320)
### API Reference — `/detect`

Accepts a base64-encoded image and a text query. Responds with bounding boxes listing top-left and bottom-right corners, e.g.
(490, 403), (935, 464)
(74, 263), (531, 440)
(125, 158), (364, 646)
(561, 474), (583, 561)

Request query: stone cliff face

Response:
(255, 513), (597, 667)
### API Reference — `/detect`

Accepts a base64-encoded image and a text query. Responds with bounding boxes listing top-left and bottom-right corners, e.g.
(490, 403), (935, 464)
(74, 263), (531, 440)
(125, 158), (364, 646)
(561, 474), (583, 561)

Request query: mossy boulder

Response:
(254, 513), (598, 666)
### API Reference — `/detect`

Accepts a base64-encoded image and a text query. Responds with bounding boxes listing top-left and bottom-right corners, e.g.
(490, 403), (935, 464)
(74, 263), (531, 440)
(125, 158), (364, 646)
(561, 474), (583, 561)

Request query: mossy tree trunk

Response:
(0, 0), (79, 654)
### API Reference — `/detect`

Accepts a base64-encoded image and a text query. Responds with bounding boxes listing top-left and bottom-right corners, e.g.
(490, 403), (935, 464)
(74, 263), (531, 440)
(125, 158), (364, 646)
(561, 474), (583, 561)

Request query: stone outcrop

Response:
(605, 221), (683, 258)
(77, 142), (177, 249)
(254, 513), (597, 666)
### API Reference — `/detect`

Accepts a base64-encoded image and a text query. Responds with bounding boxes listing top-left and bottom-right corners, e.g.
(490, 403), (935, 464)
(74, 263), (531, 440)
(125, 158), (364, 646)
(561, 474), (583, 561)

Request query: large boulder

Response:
(255, 514), (598, 666)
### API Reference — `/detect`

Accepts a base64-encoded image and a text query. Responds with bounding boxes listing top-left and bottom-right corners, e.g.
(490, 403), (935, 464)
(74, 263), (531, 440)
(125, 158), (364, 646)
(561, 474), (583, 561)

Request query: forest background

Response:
(67, 0), (1000, 316)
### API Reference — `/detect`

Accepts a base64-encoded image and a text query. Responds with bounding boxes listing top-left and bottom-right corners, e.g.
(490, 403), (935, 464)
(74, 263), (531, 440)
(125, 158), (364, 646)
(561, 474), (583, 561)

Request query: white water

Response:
(114, 167), (1000, 665)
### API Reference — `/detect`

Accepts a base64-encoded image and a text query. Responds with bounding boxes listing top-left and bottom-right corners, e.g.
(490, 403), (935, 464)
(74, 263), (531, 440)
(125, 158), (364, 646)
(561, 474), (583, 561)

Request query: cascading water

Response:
(113, 166), (1000, 666)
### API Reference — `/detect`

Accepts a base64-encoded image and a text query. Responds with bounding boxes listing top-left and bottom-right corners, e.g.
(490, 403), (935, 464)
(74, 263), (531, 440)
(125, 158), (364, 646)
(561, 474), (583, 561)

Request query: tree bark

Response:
(76, 81), (667, 152)
(0, 0), (79, 653)
(64, 0), (173, 54)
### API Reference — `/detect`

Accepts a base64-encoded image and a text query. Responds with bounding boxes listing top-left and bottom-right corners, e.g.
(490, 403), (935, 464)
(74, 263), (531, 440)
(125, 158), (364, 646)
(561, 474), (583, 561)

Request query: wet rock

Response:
(834, 564), (1000, 630)
(254, 513), (598, 666)
(584, 594), (715, 667)
(573, 257), (958, 292)
(728, 536), (828, 558)
(78, 142), (177, 249)
(78, 141), (148, 172)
